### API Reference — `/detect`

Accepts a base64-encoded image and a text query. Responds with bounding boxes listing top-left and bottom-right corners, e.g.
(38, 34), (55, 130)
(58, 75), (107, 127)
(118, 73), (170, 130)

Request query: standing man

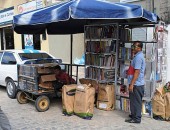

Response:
(125, 41), (145, 123)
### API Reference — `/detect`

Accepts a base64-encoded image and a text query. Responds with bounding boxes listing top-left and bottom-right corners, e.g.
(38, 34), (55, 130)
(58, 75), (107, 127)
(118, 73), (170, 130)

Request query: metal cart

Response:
(16, 59), (85, 112)
(16, 59), (61, 112)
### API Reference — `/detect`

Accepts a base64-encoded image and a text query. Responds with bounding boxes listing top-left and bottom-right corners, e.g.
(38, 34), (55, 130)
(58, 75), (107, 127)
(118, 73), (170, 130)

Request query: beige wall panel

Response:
(0, 0), (26, 10)
(47, 34), (84, 63)
(14, 32), (22, 49)
(48, 35), (71, 63)
(40, 33), (49, 52)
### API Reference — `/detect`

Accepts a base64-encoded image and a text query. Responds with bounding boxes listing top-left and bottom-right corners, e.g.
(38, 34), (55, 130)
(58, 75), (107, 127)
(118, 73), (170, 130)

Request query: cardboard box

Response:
(97, 84), (115, 111)
(40, 74), (56, 82)
(37, 67), (52, 74)
(39, 74), (56, 89)
(31, 63), (58, 74)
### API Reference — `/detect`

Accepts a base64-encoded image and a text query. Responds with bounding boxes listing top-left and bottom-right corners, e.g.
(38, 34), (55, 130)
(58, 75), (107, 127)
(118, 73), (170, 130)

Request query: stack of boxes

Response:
(18, 63), (58, 92)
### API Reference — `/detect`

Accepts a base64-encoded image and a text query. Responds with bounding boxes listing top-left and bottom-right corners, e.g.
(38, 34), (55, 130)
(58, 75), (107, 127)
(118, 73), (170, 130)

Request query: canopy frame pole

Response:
(70, 34), (73, 77)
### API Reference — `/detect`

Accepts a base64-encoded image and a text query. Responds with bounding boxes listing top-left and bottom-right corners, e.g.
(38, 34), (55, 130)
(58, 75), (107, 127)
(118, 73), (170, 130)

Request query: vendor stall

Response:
(13, 0), (167, 116)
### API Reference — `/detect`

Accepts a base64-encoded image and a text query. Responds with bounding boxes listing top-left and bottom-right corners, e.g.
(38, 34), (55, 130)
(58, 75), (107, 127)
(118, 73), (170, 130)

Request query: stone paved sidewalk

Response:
(0, 87), (170, 130)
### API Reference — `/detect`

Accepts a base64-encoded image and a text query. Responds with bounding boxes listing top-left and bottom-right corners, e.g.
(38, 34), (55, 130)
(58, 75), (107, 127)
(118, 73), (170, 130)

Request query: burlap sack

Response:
(152, 87), (166, 119)
(79, 78), (99, 92)
(62, 84), (77, 116)
(91, 79), (99, 92)
(79, 78), (91, 85)
(97, 84), (115, 111)
(165, 92), (170, 120)
(74, 84), (95, 119)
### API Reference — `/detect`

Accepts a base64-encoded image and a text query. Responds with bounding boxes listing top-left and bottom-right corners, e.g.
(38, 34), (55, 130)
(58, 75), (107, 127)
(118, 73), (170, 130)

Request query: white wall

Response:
(167, 25), (170, 82)
(48, 34), (84, 63)
(48, 35), (70, 63)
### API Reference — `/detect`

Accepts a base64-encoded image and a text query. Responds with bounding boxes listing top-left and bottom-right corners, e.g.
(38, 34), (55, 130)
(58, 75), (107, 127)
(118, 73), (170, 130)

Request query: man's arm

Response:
(129, 69), (140, 92)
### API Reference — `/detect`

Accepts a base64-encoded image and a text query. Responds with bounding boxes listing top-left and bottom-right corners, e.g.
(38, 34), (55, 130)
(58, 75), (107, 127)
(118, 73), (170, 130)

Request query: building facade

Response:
(1, 0), (170, 74)
(0, 0), (84, 63)
(108, 0), (170, 24)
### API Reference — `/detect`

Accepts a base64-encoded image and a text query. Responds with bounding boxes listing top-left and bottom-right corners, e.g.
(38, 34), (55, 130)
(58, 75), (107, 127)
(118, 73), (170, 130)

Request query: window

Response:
(0, 52), (3, 60)
(1, 52), (16, 64)
(0, 27), (14, 50)
(18, 53), (52, 61)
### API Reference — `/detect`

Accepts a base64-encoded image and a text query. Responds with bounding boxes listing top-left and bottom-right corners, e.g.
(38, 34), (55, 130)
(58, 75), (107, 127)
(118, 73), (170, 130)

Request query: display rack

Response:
(84, 22), (168, 115)
(116, 23), (167, 115)
(84, 24), (119, 83)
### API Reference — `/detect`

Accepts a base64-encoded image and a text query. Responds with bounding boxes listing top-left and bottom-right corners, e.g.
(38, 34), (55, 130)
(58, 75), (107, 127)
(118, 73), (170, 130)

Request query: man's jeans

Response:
(129, 85), (144, 122)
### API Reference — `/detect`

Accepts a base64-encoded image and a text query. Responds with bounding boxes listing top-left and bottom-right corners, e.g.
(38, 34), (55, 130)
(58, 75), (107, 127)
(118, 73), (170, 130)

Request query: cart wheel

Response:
(17, 91), (28, 104)
(35, 96), (50, 112)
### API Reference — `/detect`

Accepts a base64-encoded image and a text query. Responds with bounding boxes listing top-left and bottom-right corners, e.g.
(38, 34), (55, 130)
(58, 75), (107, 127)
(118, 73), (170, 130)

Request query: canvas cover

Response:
(97, 84), (115, 111)
(13, 0), (159, 34)
(74, 84), (95, 119)
(62, 84), (77, 116)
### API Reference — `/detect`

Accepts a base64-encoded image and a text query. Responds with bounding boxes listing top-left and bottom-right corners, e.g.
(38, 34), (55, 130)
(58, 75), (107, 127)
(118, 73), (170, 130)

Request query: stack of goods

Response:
(62, 84), (77, 116)
(37, 66), (53, 74)
(152, 82), (170, 121)
(74, 84), (95, 119)
(36, 63), (57, 91)
(18, 63), (59, 94)
(97, 83), (115, 111)
(39, 74), (56, 90)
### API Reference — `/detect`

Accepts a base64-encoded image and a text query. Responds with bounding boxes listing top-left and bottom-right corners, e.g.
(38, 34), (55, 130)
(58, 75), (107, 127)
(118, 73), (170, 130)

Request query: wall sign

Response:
(17, 1), (37, 14)
(0, 7), (14, 26)
(17, 0), (46, 14)
(52, 0), (64, 4)
(36, 0), (45, 9)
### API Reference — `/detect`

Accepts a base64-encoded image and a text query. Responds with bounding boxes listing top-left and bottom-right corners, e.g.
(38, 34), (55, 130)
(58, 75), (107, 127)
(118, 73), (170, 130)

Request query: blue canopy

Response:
(13, 0), (159, 34)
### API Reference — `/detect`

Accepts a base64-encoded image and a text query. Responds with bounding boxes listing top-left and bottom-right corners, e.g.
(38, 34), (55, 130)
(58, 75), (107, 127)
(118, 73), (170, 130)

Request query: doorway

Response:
(0, 26), (14, 50)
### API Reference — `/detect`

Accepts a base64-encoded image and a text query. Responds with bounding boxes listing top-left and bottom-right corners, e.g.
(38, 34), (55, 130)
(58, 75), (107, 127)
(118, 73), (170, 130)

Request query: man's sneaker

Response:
(126, 119), (141, 124)
(125, 118), (133, 122)
(129, 114), (132, 118)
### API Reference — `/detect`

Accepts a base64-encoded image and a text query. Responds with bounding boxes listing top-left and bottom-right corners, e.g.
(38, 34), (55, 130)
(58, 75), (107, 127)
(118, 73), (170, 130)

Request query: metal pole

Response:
(2, 28), (6, 50)
(152, 0), (154, 13)
(70, 34), (73, 77)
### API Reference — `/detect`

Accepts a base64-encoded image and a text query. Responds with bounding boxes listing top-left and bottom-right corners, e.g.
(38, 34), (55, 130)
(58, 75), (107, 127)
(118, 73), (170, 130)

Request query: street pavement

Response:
(0, 87), (170, 130)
